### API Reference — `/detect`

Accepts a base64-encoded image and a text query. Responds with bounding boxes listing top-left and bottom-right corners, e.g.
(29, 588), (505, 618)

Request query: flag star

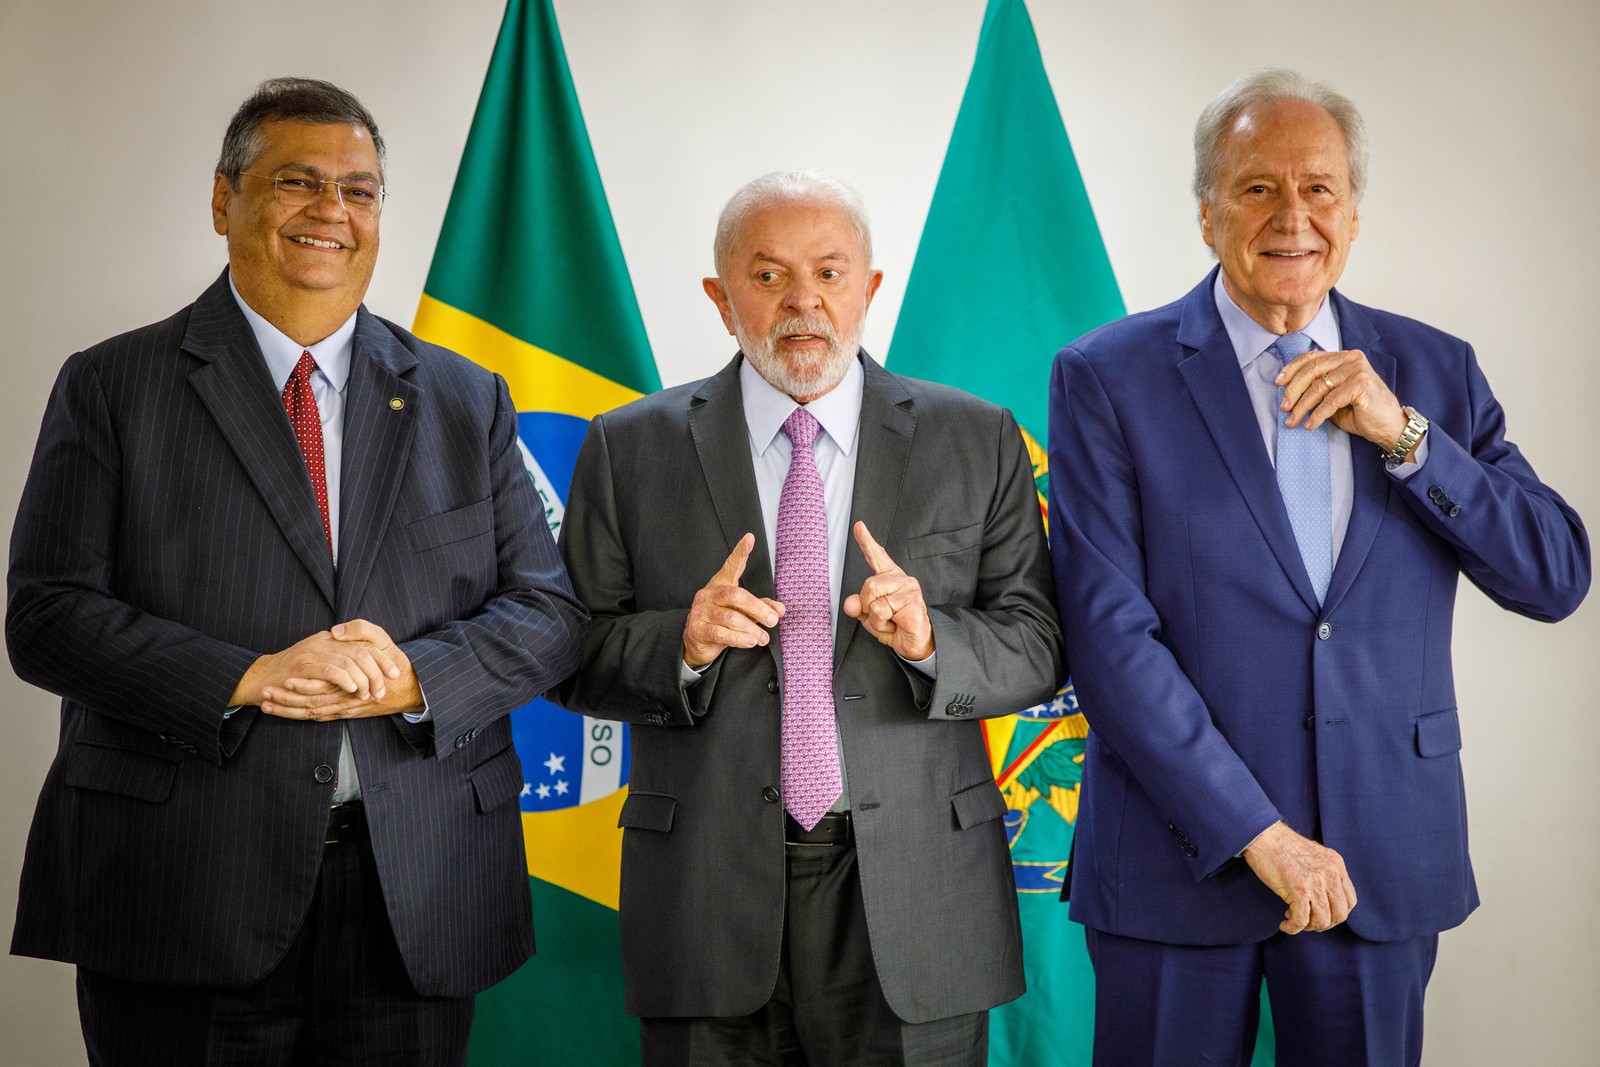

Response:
(543, 753), (566, 775)
(520, 782), (532, 797)
(536, 783), (551, 799)
(554, 779), (570, 796)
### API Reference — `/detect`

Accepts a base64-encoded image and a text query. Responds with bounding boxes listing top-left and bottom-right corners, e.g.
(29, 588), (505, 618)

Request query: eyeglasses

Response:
(241, 171), (386, 215)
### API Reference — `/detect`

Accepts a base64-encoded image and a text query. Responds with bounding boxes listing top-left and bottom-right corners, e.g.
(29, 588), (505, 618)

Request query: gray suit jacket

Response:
(554, 352), (1063, 1023)
(8, 271), (586, 996)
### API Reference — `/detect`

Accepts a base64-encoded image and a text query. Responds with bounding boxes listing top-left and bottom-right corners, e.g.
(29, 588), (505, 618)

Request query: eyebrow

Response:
(274, 162), (382, 183)
(751, 251), (851, 265)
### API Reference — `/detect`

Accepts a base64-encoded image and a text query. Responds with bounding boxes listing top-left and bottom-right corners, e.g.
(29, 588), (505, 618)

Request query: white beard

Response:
(733, 308), (859, 401)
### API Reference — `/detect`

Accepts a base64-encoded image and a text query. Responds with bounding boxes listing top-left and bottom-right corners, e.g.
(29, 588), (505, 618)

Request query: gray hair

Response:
(713, 170), (873, 277)
(1193, 68), (1368, 207)
(217, 77), (385, 190)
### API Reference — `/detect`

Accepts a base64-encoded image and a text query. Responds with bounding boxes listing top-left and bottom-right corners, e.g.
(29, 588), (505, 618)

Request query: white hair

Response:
(712, 170), (873, 277)
(1193, 68), (1369, 208)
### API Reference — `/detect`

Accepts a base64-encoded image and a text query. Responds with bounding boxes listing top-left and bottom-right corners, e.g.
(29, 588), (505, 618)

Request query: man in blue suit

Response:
(7, 78), (584, 1064)
(1049, 68), (1589, 1066)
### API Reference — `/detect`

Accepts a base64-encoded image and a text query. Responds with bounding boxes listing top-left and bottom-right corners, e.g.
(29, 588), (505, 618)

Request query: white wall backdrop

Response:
(2, 1), (1595, 1062)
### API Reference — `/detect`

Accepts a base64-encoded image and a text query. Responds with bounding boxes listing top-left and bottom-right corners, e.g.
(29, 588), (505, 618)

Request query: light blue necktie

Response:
(1271, 332), (1332, 604)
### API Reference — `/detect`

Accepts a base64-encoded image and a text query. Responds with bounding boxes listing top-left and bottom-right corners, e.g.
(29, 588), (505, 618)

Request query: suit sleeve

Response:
(1049, 347), (1281, 878)
(397, 373), (588, 756)
(918, 407), (1066, 720)
(549, 415), (705, 727)
(6, 351), (260, 763)
(1390, 342), (1589, 620)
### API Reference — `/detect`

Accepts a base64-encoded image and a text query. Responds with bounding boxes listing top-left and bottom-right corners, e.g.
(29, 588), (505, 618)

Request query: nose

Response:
(1272, 188), (1308, 233)
(783, 277), (821, 312)
(305, 179), (350, 219)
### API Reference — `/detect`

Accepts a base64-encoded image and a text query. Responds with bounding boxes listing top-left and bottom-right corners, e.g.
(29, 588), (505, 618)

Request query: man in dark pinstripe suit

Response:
(6, 78), (585, 1065)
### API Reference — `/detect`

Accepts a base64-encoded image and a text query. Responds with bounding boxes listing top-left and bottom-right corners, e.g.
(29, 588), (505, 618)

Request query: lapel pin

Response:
(389, 397), (405, 411)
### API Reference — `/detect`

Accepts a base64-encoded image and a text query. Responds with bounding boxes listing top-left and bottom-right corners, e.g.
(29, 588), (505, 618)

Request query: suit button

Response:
(1317, 623), (1332, 640)
(767, 677), (779, 694)
(762, 786), (780, 804)
(1305, 716), (1315, 731)
(1446, 504), (1461, 518)
(454, 734), (469, 749)
(313, 764), (334, 784)
(1428, 486), (1446, 502)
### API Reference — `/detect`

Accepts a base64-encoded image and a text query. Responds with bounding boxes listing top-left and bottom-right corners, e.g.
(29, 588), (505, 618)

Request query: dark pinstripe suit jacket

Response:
(7, 271), (585, 996)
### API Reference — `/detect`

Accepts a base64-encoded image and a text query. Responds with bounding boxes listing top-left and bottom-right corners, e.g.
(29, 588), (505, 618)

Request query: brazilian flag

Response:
(413, 0), (657, 1062)
(888, 2), (1274, 1063)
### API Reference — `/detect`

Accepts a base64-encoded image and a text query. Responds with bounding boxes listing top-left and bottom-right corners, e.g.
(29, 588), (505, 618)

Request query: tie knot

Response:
(782, 407), (821, 450)
(1271, 332), (1314, 364)
(292, 350), (319, 385)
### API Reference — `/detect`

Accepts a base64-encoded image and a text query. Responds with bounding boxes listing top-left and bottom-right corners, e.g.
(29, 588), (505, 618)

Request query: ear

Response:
(702, 277), (736, 336)
(211, 173), (233, 236)
(1199, 201), (1215, 251)
(1350, 205), (1360, 242)
(862, 269), (884, 312)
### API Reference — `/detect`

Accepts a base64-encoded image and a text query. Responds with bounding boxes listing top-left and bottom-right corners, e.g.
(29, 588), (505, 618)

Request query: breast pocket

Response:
(905, 522), (982, 607)
(406, 498), (494, 553)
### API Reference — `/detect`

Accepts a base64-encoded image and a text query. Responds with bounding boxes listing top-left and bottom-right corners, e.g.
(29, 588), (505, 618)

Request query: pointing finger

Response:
(716, 532), (756, 584)
(853, 521), (897, 575)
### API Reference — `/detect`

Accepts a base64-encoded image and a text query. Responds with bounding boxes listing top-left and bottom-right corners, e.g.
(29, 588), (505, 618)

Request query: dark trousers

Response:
(642, 840), (988, 1067)
(77, 815), (474, 1067)
(1085, 924), (1438, 1067)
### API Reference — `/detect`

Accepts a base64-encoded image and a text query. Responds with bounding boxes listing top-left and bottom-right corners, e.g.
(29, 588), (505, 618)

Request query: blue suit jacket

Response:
(1048, 270), (1589, 945)
(7, 271), (585, 995)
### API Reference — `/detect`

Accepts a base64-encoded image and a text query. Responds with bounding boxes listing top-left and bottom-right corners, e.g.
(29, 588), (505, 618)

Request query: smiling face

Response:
(703, 198), (883, 403)
(211, 119), (381, 342)
(1201, 98), (1359, 334)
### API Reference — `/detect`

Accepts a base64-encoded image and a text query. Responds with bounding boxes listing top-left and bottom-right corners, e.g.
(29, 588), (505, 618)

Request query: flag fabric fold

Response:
(414, 1), (657, 1063)
(889, 2), (1273, 1064)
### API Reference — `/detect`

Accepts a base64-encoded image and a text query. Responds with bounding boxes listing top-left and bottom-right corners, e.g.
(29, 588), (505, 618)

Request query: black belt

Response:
(785, 810), (852, 847)
(325, 801), (367, 845)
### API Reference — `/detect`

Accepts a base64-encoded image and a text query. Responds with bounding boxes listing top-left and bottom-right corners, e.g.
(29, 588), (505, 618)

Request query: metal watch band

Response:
(1382, 405), (1428, 463)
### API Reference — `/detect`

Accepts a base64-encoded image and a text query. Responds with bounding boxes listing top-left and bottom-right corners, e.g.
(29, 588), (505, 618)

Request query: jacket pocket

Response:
(63, 740), (179, 803)
(906, 522), (982, 561)
(617, 790), (677, 832)
(407, 498), (493, 553)
(469, 743), (526, 813)
(950, 780), (1007, 830)
(1415, 708), (1462, 758)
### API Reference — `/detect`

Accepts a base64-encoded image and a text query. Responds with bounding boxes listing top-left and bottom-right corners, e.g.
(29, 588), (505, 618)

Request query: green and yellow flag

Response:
(413, 0), (657, 1062)
(890, 2), (1274, 1063)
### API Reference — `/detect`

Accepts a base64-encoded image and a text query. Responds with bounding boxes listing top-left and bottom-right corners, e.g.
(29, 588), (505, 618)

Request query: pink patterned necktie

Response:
(284, 350), (332, 553)
(775, 407), (842, 830)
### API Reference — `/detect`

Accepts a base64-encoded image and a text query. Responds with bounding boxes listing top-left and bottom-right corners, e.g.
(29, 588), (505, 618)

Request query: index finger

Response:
(852, 521), (897, 575)
(715, 532), (756, 584)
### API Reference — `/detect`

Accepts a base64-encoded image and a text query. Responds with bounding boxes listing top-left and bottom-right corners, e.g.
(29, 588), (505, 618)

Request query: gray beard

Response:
(734, 310), (858, 400)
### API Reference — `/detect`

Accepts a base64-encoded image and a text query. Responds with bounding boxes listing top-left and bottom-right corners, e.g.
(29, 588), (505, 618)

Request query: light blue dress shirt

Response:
(1212, 276), (1426, 569)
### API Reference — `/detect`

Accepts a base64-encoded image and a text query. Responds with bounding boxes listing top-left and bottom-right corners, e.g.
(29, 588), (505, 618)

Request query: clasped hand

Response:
(231, 619), (421, 720)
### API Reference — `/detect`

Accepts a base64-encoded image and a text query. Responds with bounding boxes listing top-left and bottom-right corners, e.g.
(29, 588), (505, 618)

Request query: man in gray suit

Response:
(8, 78), (584, 1064)
(554, 171), (1063, 1065)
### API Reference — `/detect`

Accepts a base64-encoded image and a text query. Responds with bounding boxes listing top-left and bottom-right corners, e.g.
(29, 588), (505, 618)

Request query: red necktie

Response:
(284, 350), (332, 553)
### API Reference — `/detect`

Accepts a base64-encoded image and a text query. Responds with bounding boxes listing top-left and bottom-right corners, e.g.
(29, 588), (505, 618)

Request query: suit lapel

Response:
(1175, 276), (1321, 614)
(688, 357), (777, 613)
(183, 273), (336, 607)
(836, 356), (916, 668)
(1322, 293), (1392, 613)
(335, 312), (420, 619)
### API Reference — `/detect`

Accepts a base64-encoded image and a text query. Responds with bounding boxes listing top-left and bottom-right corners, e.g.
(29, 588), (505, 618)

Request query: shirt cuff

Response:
(1385, 434), (1430, 478)
(899, 650), (937, 678)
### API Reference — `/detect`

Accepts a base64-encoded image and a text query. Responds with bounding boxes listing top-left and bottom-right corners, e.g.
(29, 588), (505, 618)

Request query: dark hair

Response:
(216, 77), (384, 189)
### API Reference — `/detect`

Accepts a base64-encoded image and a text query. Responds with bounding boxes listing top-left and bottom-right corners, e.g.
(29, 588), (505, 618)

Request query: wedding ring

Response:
(1323, 374), (1335, 390)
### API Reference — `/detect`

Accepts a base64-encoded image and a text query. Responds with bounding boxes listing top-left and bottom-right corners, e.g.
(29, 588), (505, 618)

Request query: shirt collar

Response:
(229, 273), (355, 392)
(740, 352), (864, 457)
(1212, 272), (1342, 368)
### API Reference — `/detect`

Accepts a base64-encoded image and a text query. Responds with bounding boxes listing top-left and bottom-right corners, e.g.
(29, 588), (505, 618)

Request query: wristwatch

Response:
(1381, 405), (1428, 465)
